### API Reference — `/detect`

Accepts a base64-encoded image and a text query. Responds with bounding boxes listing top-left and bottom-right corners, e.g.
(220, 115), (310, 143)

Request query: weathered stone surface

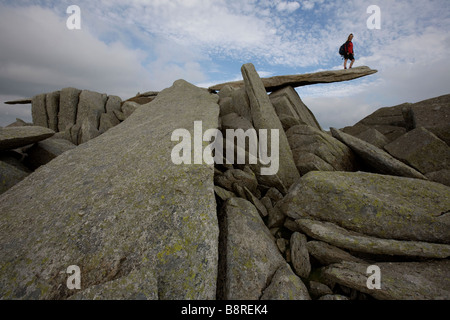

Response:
(68, 123), (82, 145)
(278, 114), (302, 131)
(354, 128), (390, 149)
(354, 102), (412, 128)
(305, 241), (365, 266)
(241, 63), (300, 190)
(214, 185), (236, 201)
(244, 186), (268, 218)
(46, 91), (60, 132)
(276, 171), (450, 244)
(31, 93), (48, 128)
(318, 294), (349, 300)
(214, 168), (258, 194)
(121, 101), (140, 119)
(6, 118), (32, 127)
(58, 87), (81, 131)
(331, 127), (426, 179)
(231, 88), (252, 123)
(260, 263), (311, 300)
(0, 160), (30, 195)
(217, 84), (236, 100)
(125, 91), (158, 105)
(267, 206), (285, 229)
(343, 123), (407, 143)
(219, 197), (292, 300)
(425, 169), (450, 187)
(269, 86), (321, 130)
(287, 125), (357, 175)
(76, 90), (107, 125)
(113, 109), (126, 122)
(218, 97), (234, 117)
(295, 218), (450, 259)
(308, 281), (333, 299)
(210, 66), (378, 92)
(290, 232), (311, 278)
(0, 126), (55, 151)
(69, 267), (158, 300)
(384, 127), (450, 175)
(322, 260), (450, 300)
(79, 113), (101, 144)
(410, 94), (450, 131)
(105, 95), (122, 114)
(0, 79), (220, 300)
(99, 112), (120, 134)
(26, 138), (76, 169)
(226, 139), (288, 194)
(221, 112), (253, 131)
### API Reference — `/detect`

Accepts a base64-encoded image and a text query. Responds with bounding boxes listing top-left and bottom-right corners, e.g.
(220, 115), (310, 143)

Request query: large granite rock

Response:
(0, 126), (55, 151)
(218, 197), (309, 300)
(260, 263), (310, 300)
(322, 260), (450, 300)
(384, 127), (450, 176)
(286, 125), (357, 175)
(58, 87), (81, 132)
(210, 66), (378, 92)
(46, 91), (60, 132)
(75, 90), (107, 125)
(269, 86), (321, 130)
(241, 63), (300, 190)
(354, 127), (390, 149)
(31, 94), (48, 128)
(276, 171), (450, 244)
(331, 128), (426, 179)
(409, 94), (450, 144)
(305, 241), (365, 266)
(0, 79), (220, 300)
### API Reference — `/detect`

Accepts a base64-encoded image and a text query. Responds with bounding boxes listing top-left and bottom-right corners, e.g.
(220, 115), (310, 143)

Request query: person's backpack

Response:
(339, 41), (348, 57)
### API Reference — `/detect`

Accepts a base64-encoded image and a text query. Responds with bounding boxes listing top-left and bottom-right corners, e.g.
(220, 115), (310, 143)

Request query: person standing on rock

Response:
(343, 33), (355, 69)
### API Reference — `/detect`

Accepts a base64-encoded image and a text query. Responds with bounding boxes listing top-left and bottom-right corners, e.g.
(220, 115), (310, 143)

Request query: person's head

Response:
(348, 33), (354, 41)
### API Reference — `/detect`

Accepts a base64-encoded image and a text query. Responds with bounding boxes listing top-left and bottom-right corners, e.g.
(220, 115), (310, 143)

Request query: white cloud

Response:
(276, 1), (301, 12)
(0, 0), (449, 129)
(0, 5), (154, 98)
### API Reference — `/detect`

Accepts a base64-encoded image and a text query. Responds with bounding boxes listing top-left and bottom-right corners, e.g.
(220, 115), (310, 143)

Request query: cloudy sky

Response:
(0, 0), (449, 129)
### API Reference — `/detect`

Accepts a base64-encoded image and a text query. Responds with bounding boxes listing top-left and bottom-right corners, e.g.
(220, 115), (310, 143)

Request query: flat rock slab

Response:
(331, 127), (426, 179)
(210, 66), (377, 92)
(0, 126), (55, 151)
(276, 171), (450, 244)
(322, 260), (450, 300)
(0, 79), (220, 300)
(294, 218), (450, 259)
(4, 99), (32, 105)
(305, 241), (366, 266)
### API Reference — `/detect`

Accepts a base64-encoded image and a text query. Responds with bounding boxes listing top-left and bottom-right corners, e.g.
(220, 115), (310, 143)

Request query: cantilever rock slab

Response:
(209, 66), (378, 92)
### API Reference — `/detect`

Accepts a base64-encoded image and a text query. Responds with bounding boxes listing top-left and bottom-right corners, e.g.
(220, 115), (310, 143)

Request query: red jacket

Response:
(346, 41), (353, 54)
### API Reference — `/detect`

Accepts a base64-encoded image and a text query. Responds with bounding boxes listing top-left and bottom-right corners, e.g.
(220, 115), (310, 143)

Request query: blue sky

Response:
(0, 0), (449, 129)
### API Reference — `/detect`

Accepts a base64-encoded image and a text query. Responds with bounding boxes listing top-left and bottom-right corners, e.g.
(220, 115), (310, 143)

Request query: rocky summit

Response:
(0, 63), (449, 300)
